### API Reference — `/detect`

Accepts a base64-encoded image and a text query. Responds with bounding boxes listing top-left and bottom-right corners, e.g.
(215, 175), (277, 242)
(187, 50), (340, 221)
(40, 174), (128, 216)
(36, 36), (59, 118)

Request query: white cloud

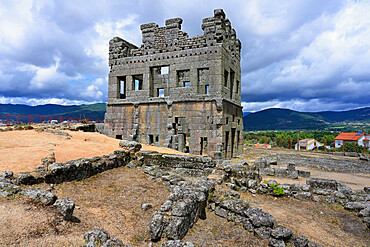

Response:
(243, 0), (370, 110)
(0, 0), (368, 113)
(242, 98), (362, 113)
(0, 96), (98, 106)
(28, 57), (73, 91)
(79, 77), (106, 99)
(87, 15), (140, 64)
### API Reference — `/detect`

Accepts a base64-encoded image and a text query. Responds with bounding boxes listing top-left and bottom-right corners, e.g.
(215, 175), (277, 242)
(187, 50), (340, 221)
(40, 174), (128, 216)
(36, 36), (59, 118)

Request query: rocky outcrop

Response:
(21, 189), (58, 205)
(0, 181), (21, 198)
(141, 203), (152, 211)
(53, 198), (75, 220)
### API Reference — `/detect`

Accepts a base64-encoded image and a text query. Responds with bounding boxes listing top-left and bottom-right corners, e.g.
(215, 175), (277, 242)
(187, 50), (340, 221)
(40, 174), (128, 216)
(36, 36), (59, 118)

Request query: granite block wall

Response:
(104, 9), (243, 159)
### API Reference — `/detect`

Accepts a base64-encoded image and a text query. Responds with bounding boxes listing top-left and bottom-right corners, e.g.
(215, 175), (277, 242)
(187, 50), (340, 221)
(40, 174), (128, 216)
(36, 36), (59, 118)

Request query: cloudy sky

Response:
(0, 0), (369, 112)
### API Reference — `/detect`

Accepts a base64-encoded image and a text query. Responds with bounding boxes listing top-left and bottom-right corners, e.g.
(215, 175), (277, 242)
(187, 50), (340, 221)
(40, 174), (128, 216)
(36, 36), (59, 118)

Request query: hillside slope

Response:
(0, 103), (106, 120)
(243, 107), (370, 131)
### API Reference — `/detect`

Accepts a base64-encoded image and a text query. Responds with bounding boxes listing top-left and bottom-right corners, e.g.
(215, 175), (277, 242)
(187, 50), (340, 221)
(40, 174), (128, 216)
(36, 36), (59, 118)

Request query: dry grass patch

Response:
(1, 166), (170, 246)
(183, 211), (266, 247)
(241, 192), (370, 247)
(0, 197), (84, 247)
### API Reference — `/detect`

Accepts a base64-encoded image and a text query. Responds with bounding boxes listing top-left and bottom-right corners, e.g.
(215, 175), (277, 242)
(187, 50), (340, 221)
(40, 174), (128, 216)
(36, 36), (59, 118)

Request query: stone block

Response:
(298, 170), (311, 178)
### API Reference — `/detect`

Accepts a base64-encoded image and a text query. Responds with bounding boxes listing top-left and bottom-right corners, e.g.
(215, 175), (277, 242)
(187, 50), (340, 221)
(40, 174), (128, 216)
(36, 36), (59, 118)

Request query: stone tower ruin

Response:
(104, 9), (243, 159)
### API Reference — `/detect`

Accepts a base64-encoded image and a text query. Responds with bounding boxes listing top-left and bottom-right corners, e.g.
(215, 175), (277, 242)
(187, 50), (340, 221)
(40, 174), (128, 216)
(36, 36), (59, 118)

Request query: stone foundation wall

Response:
(277, 154), (370, 173)
(105, 100), (243, 159)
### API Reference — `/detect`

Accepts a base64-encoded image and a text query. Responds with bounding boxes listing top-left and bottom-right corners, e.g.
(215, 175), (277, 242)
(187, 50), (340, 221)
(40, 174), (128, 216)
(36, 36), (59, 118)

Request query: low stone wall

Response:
(14, 150), (132, 185)
(219, 161), (370, 231)
(210, 196), (322, 247)
(140, 151), (216, 177)
(12, 147), (215, 186)
(277, 154), (370, 173)
(150, 178), (215, 241)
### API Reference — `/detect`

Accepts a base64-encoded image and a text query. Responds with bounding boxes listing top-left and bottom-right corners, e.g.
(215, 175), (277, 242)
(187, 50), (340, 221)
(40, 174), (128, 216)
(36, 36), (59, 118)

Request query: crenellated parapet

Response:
(108, 9), (241, 65)
(108, 37), (138, 67)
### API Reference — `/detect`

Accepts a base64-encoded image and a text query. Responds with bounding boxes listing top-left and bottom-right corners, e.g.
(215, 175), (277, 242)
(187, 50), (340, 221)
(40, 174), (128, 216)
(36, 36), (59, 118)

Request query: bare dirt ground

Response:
(0, 129), (188, 173)
(235, 147), (370, 190)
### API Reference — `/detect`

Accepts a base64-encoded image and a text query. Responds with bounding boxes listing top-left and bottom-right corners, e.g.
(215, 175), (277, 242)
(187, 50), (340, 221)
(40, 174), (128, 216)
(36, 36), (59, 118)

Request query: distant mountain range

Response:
(1, 103), (369, 131)
(243, 107), (370, 131)
(0, 103), (106, 120)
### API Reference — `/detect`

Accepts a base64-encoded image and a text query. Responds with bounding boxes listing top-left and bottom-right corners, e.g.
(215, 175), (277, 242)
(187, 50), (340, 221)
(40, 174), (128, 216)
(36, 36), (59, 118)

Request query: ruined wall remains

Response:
(104, 9), (243, 159)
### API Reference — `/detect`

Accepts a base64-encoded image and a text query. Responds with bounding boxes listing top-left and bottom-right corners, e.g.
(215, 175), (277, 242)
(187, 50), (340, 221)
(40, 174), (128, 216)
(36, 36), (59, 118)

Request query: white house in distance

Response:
(334, 131), (370, 149)
(295, 139), (323, 151)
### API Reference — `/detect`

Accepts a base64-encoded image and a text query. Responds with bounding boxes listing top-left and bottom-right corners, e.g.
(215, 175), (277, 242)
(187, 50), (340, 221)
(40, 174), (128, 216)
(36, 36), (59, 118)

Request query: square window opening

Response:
(133, 75), (143, 91)
(148, 135), (154, 145)
(158, 88), (165, 97)
(118, 77), (126, 99)
(224, 70), (229, 87)
(161, 66), (169, 74)
(205, 85), (209, 95)
(184, 81), (190, 87)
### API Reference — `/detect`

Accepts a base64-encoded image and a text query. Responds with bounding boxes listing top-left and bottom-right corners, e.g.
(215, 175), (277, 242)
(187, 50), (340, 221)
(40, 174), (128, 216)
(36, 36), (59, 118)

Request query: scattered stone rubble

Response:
(1, 139), (369, 246)
(0, 122), (97, 134)
(0, 125), (34, 131)
(83, 229), (128, 247)
(0, 172), (77, 221)
(44, 128), (72, 138)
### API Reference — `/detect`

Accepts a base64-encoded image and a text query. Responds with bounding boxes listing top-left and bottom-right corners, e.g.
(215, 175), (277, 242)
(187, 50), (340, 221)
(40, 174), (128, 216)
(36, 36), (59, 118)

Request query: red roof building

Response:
(334, 132), (364, 141)
(334, 132), (369, 149)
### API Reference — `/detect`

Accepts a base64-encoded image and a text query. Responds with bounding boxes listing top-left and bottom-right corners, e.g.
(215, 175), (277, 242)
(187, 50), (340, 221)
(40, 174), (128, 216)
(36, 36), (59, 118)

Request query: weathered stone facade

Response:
(104, 9), (243, 159)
